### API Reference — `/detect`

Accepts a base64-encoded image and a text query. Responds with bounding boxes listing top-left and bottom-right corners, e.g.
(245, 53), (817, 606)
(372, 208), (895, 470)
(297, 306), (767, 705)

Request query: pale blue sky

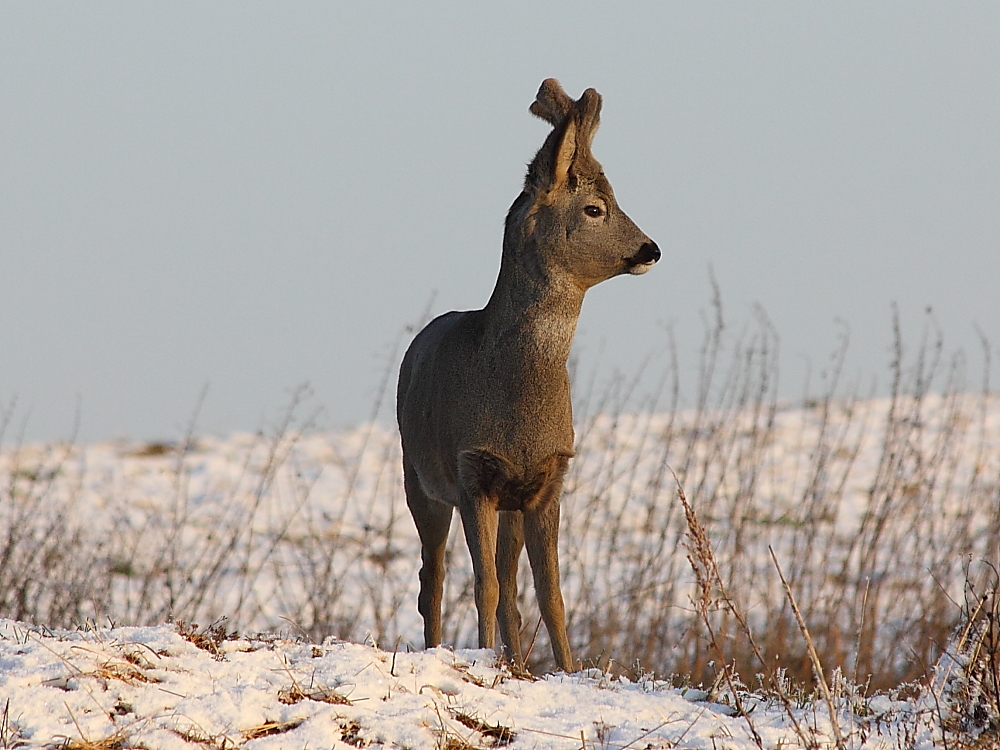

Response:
(2, 2), (998, 441)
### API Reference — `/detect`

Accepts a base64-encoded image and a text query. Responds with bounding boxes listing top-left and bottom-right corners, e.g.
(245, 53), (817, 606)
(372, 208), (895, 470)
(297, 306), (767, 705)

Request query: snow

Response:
(0, 619), (942, 749)
(2, 393), (998, 747)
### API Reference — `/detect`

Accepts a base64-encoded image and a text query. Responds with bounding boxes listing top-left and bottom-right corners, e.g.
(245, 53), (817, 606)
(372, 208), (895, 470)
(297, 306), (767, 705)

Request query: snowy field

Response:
(0, 617), (987, 749)
(2, 382), (999, 747)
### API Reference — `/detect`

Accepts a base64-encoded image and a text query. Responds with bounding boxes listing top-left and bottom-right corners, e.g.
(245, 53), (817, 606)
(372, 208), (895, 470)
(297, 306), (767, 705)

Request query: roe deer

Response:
(396, 79), (660, 673)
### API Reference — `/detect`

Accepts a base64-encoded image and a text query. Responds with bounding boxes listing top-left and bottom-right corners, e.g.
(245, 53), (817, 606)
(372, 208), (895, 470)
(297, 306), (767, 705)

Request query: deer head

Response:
(503, 78), (660, 293)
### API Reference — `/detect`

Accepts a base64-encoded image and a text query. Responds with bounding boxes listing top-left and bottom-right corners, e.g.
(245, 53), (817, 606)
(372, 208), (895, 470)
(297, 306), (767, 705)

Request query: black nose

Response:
(634, 241), (661, 265)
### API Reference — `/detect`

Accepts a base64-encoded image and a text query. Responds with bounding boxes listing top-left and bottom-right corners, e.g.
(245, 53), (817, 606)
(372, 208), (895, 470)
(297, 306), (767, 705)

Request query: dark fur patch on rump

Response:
(458, 449), (570, 512)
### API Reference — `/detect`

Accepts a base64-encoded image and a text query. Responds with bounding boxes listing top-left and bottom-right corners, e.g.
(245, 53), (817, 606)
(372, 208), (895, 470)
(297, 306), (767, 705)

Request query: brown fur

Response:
(396, 79), (660, 672)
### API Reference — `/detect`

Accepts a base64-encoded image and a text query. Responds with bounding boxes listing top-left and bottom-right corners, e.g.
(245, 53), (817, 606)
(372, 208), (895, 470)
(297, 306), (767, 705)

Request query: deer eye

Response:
(583, 205), (604, 218)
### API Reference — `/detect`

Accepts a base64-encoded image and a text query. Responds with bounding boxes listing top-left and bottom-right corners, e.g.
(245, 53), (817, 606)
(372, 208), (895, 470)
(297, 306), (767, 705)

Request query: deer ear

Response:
(552, 89), (603, 189)
(530, 78), (573, 126)
(522, 82), (603, 195)
(575, 88), (602, 154)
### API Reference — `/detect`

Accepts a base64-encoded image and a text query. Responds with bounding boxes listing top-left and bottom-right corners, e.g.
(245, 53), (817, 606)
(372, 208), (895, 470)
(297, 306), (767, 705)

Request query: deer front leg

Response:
(524, 497), (573, 672)
(459, 495), (501, 652)
(403, 461), (453, 648)
(496, 510), (525, 669)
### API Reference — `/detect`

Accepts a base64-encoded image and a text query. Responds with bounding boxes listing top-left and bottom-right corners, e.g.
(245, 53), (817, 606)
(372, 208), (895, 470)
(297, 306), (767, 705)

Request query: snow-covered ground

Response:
(0, 618), (955, 749)
(2, 392), (999, 747)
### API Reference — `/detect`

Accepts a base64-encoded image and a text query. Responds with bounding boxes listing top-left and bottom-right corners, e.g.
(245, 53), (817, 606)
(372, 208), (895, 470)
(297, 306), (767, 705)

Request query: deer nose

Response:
(634, 241), (661, 265)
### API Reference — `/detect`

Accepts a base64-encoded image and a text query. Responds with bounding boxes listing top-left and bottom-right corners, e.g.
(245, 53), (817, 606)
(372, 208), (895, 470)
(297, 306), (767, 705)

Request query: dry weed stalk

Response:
(769, 546), (844, 750)
(549, 300), (997, 690)
(932, 572), (1000, 747)
(677, 476), (811, 749)
(1, 294), (996, 697)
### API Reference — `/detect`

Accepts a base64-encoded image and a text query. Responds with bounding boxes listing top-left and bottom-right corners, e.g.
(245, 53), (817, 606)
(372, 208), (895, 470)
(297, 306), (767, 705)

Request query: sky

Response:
(2, 2), (998, 443)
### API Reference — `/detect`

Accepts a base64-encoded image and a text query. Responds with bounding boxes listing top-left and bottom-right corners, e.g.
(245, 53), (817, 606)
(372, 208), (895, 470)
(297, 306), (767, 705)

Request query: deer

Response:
(396, 78), (660, 673)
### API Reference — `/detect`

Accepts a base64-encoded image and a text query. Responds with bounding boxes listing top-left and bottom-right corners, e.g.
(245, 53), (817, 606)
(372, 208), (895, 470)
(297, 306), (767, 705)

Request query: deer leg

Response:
(459, 496), (500, 652)
(524, 498), (573, 672)
(496, 510), (525, 669)
(403, 462), (453, 648)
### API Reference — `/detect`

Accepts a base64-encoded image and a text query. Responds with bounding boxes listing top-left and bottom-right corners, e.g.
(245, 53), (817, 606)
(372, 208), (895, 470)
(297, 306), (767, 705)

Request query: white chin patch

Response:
(627, 261), (655, 275)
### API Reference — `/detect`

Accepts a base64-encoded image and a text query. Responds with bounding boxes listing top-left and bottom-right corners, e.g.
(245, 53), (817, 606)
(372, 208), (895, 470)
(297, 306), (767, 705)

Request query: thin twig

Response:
(770, 546), (845, 750)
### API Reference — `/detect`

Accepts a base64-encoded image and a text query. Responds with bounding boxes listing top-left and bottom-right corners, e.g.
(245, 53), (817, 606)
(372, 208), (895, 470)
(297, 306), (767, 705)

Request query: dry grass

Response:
(174, 618), (235, 658)
(168, 725), (235, 749)
(1, 296), (997, 708)
(544, 300), (999, 691)
(1, 698), (24, 750)
(451, 711), (516, 746)
(336, 718), (367, 747)
(932, 573), (1000, 748)
(89, 658), (159, 685)
(240, 718), (304, 741)
(56, 735), (136, 750)
(277, 682), (352, 705)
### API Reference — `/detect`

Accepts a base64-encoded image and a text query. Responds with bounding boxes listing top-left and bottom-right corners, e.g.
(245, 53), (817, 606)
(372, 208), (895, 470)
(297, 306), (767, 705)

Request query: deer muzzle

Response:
(625, 241), (661, 273)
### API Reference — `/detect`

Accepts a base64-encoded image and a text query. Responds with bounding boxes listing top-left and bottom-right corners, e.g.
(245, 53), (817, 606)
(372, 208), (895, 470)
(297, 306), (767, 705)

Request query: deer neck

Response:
(482, 247), (584, 366)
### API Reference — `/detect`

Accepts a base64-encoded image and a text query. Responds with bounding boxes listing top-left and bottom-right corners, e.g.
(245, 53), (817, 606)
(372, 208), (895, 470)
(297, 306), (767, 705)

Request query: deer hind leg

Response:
(458, 448), (523, 654)
(496, 510), (525, 669)
(459, 494), (501, 652)
(524, 499), (572, 672)
(403, 460), (453, 648)
(523, 456), (574, 672)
